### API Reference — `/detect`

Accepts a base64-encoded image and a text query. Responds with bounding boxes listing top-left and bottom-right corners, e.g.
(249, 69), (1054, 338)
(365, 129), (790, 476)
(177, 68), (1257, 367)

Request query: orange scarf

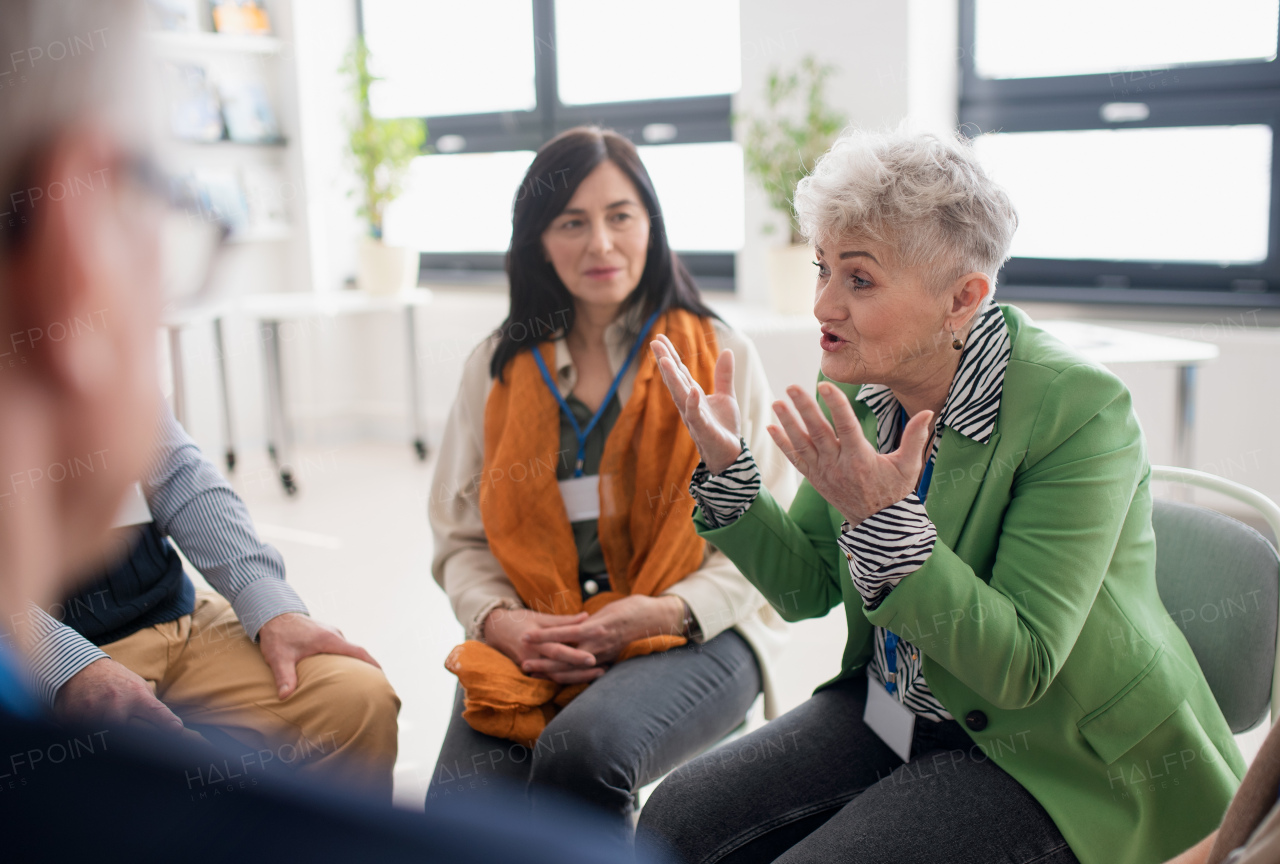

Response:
(446, 308), (718, 746)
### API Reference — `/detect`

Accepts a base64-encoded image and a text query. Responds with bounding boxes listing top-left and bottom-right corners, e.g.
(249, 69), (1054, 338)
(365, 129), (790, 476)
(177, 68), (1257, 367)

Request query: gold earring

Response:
(951, 329), (963, 351)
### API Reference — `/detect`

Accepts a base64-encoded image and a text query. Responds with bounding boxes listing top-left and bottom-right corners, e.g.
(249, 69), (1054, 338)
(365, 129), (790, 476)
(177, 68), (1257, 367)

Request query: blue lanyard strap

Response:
(883, 408), (938, 695)
(884, 631), (899, 695)
(897, 408), (936, 504)
(533, 309), (662, 478)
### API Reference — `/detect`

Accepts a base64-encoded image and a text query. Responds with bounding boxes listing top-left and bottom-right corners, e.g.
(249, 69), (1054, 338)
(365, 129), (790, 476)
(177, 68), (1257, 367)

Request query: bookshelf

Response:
(152, 1), (321, 473)
(150, 0), (312, 296)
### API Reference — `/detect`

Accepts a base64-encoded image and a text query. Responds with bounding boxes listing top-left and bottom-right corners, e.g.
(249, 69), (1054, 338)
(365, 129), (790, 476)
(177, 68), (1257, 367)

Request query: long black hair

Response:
(489, 126), (718, 381)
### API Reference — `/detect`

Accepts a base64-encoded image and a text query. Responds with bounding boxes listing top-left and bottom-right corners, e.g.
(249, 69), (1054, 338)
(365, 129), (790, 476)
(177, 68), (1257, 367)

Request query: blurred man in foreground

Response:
(0, 3), (636, 861)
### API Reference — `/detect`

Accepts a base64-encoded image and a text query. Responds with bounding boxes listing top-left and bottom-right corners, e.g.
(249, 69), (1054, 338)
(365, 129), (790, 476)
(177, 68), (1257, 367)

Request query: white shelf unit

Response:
(147, 30), (285, 55)
(150, 1), (313, 298)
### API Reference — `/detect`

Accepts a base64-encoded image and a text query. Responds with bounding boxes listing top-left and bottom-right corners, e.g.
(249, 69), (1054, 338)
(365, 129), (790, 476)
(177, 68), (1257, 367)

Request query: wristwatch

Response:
(680, 599), (702, 641)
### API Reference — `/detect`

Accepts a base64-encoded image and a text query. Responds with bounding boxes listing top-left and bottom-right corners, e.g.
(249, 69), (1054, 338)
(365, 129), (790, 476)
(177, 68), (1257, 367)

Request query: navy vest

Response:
(61, 523), (196, 646)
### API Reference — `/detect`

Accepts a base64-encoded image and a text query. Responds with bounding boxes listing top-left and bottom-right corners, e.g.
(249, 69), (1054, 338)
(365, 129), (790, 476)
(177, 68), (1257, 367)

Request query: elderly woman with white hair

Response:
(635, 127), (1244, 864)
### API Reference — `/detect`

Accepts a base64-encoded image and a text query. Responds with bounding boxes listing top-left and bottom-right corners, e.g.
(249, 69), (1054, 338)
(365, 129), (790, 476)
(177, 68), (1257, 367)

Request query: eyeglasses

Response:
(0, 149), (233, 314)
(122, 154), (232, 313)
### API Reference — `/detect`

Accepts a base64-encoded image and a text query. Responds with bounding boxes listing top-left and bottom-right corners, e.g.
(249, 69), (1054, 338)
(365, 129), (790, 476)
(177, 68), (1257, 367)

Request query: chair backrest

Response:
(1153, 497), (1280, 733)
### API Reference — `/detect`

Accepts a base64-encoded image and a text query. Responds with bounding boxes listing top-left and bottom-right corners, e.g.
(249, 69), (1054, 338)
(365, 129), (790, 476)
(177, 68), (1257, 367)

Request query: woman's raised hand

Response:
(651, 334), (743, 475)
(770, 381), (935, 527)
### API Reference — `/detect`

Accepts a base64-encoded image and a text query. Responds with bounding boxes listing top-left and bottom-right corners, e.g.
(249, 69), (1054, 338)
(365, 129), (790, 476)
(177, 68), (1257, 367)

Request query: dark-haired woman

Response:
(426, 127), (792, 827)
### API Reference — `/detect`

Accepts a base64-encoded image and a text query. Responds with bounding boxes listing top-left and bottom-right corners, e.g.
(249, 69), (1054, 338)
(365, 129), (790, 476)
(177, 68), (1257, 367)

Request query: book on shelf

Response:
(176, 166), (292, 240)
(145, 0), (205, 32)
(211, 0), (273, 36)
(219, 76), (282, 144)
(189, 168), (251, 236)
(163, 62), (225, 143)
(240, 164), (292, 233)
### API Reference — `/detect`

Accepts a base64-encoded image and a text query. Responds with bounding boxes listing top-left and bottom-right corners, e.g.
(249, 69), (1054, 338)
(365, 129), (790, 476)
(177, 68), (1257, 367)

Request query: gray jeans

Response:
(637, 675), (1079, 864)
(427, 630), (761, 827)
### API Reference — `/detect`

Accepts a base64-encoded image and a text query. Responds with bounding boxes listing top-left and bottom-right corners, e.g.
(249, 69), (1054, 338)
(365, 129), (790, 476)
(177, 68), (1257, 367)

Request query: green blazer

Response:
(698, 305), (1245, 864)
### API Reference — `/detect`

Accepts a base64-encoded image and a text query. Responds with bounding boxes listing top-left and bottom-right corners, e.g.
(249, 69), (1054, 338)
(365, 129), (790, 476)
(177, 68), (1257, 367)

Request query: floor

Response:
(195, 440), (1269, 811)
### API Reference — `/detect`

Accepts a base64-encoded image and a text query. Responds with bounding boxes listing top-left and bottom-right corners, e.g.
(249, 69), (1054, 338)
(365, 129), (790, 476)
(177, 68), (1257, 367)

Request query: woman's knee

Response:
(527, 723), (629, 797)
(636, 761), (715, 856)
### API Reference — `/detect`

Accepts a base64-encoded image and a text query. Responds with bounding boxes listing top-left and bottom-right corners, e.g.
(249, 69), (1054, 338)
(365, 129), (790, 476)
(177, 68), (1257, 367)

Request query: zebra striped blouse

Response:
(691, 303), (1013, 722)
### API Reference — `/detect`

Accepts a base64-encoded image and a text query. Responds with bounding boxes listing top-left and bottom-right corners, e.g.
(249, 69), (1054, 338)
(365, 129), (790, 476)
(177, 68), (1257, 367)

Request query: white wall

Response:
(291, 0), (362, 296)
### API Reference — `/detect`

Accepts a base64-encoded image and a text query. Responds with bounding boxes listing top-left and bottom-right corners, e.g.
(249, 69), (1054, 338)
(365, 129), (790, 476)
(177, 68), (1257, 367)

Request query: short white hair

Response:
(0, 0), (144, 254)
(793, 124), (1018, 291)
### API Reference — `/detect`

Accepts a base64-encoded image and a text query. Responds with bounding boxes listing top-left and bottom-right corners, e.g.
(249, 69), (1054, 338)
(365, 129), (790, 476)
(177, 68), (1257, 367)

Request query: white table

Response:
(164, 289), (434, 495)
(715, 306), (1219, 469)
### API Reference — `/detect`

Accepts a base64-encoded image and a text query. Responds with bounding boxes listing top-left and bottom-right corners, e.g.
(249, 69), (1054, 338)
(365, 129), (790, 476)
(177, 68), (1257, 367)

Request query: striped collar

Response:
(855, 303), (1012, 452)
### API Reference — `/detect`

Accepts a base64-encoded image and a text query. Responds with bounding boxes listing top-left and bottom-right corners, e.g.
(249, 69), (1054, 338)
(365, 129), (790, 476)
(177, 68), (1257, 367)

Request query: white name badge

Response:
(559, 474), (601, 522)
(111, 482), (154, 529)
(864, 676), (915, 762)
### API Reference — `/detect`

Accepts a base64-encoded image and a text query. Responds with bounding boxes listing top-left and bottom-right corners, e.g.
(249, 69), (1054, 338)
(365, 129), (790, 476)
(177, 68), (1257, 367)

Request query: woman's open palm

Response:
(652, 334), (743, 474)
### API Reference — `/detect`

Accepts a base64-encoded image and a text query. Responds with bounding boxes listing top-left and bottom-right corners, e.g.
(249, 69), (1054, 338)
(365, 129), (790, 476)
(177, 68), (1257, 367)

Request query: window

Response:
(554, 0), (740, 105)
(960, 0), (1280, 306)
(363, 2), (536, 119)
(360, 0), (741, 287)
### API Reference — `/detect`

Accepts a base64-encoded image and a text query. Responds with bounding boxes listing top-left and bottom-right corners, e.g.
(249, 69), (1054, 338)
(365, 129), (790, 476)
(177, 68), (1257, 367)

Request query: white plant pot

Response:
(768, 243), (817, 315)
(357, 237), (418, 296)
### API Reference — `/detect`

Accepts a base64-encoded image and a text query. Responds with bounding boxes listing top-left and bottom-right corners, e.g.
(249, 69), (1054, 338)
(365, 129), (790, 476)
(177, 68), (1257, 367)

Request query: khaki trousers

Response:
(100, 591), (399, 801)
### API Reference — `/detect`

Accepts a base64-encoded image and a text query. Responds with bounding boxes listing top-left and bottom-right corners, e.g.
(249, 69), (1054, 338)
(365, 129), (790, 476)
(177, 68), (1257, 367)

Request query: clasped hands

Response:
(649, 333), (935, 529)
(484, 594), (686, 685)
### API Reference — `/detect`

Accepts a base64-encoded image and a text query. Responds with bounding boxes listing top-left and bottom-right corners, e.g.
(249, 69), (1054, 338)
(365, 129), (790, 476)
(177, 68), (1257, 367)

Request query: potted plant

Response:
(740, 55), (845, 314)
(342, 38), (427, 295)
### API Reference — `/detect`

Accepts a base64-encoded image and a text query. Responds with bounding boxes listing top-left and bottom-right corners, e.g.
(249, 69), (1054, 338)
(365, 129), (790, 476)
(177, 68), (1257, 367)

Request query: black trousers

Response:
(637, 675), (1079, 864)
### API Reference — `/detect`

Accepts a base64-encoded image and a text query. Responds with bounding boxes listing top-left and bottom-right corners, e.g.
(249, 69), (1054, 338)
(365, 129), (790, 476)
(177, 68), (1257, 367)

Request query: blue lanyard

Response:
(884, 408), (937, 695)
(532, 309), (661, 478)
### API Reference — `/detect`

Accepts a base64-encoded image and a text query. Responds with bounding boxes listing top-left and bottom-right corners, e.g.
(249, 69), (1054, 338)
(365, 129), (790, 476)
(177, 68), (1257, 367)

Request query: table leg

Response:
(212, 317), (236, 474)
(405, 306), (428, 460)
(260, 319), (297, 496)
(1173, 364), (1197, 500)
(167, 326), (186, 427)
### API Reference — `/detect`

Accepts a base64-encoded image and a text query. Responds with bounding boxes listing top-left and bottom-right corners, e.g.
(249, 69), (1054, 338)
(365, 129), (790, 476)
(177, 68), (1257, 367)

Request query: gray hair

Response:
(793, 124), (1018, 292)
(0, 0), (145, 251)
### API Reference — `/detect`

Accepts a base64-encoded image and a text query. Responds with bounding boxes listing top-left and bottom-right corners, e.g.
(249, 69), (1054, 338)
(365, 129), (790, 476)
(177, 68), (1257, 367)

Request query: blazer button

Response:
(583, 579), (599, 596)
(965, 710), (988, 732)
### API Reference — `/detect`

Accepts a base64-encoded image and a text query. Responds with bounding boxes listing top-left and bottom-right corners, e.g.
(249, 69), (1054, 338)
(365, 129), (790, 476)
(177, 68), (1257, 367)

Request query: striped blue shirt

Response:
(24, 408), (308, 706)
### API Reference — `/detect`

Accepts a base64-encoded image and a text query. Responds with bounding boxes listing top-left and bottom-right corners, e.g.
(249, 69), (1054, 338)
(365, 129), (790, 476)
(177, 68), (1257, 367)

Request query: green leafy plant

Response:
(740, 55), (846, 245)
(342, 38), (426, 239)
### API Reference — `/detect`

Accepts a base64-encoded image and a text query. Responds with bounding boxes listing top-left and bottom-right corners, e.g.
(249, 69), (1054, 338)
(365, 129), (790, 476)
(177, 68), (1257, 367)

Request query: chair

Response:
(1150, 466), (1280, 733)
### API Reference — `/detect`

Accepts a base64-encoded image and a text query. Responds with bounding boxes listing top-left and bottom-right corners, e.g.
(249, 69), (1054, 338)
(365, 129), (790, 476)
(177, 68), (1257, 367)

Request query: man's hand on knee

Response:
(54, 658), (186, 733)
(258, 613), (381, 701)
